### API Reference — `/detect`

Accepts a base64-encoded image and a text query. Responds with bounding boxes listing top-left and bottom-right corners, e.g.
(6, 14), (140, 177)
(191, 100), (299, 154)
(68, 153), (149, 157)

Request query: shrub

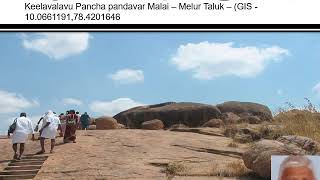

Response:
(274, 98), (320, 142)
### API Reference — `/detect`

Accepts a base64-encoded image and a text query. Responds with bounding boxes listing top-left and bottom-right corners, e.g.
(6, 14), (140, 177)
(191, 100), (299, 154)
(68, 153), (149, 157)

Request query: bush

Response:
(274, 98), (320, 142)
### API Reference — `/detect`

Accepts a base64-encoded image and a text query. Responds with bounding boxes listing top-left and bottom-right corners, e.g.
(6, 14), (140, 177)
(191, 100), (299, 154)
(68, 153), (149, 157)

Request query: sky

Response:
(0, 32), (320, 134)
(272, 155), (320, 180)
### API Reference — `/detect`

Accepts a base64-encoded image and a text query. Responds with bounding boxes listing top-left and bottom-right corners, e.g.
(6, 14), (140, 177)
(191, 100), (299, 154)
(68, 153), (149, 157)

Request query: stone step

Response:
(9, 161), (43, 166)
(22, 155), (48, 159)
(21, 157), (47, 161)
(12, 159), (45, 163)
(0, 174), (36, 180)
(0, 155), (47, 180)
(0, 169), (38, 175)
(5, 165), (41, 171)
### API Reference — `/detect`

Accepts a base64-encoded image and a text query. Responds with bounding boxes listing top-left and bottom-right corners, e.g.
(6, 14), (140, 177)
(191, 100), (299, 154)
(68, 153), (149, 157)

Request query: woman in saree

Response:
(63, 110), (79, 143)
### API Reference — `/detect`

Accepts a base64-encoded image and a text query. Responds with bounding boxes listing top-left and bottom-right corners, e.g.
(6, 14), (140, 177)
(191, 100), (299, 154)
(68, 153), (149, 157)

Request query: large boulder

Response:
(113, 102), (221, 128)
(238, 127), (261, 141)
(243, 137), (320, 179)
(224, 126), (261, 142)
(277, 136), (320, 154)
(217, 101), (273, 121)
(202, 119), (224, 128)
(221, 112), (241, 124)
(238, 116), (262, 124)
(141, 119), (164, 130)
(96, 116), (119, 130)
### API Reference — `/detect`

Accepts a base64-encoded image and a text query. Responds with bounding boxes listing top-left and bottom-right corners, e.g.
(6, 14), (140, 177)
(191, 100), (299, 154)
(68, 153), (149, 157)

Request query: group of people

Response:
(7, 110), (91, 160)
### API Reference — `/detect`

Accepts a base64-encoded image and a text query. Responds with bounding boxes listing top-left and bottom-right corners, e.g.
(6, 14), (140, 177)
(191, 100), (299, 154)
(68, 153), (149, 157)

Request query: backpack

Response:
(8, 118), (17, 134)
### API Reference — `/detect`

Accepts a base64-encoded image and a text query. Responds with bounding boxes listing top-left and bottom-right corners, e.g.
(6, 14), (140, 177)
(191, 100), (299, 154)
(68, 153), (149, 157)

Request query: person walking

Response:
(7, 112), (35, 160)
(80, 112), (90, 130)
(59, 113), (66, 137)
(64, 110), (79, 143)
(76, 111), (81, 129)
(37, 110), (62, 154)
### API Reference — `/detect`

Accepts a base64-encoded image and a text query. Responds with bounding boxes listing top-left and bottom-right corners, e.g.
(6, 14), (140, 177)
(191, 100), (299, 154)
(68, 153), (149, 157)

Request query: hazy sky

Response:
(0, 32), (320, 133)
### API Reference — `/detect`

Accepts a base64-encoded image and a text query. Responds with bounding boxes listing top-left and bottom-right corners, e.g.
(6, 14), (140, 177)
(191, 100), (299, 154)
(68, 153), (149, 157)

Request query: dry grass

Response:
(257, 123), (285, 140)
(223, 123), (248, 138)
(273, 98), (320, 142)
(216, 160), (251, 177)
(222, 98), (320, 143)
(165, 162), (186, 175)
(164, 160), (251, 177)
(223, 124), (238, 138)
(227, 141), (239, 148)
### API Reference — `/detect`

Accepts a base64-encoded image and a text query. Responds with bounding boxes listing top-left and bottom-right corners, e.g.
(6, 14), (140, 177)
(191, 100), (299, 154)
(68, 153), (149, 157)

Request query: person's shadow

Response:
(0, 160), (11, 163)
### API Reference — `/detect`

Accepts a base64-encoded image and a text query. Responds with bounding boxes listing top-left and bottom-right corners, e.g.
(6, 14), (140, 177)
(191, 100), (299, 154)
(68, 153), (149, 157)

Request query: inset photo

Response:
(272, 155), (320, 180)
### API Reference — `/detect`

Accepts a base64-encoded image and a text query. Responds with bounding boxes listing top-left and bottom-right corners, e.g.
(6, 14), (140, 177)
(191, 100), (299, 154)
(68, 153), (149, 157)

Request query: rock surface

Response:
(234, 134), (253, 143)
(95, 116), (119, 130)
(221, 112), (241, 124)
(224, 125), (261, 143)
(169, 124), (189, 129)
(0, 129), (257, 179)
(239, 116), (262, 124)
(277, 135), (320, 154)
(202, 119), (224, 128)
(217, 101), (273, 121)
(170, 127), (225, 137)
(242, 137), (319, 179)
(114, 102), (221, 128)
(141, 119), (164, 130)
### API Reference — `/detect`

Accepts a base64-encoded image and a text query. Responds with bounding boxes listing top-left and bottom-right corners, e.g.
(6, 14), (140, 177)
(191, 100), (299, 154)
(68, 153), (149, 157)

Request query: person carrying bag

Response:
(7, 118), (17, 136)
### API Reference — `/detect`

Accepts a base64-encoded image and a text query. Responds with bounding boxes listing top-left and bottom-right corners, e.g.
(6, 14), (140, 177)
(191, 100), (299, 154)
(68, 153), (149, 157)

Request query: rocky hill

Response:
(1, 101), (319, 179)
(113, 101), (273, 129)
(1, 129), (261, 179)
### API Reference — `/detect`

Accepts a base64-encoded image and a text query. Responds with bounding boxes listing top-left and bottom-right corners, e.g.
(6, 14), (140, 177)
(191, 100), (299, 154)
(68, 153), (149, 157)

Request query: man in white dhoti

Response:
(8, 112), (35, 160)
(37, 110), (62, 154)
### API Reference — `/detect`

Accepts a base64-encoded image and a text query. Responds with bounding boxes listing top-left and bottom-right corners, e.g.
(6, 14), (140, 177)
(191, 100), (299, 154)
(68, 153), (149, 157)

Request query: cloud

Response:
(0, 90), (39, 114)
(22, 33), (90, 60)
(170, 42), (289, 80)
(312, 82), (320, 96)
(89, 98), (145, 116)
(62, 98), (83, 106)
(109, 69), (144, 84)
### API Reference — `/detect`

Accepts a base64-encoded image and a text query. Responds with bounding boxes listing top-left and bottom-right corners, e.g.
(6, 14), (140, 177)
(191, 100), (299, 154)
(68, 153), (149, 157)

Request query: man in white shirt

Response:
(37, 110), (62, 154)
(8, 112), (35, 160)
